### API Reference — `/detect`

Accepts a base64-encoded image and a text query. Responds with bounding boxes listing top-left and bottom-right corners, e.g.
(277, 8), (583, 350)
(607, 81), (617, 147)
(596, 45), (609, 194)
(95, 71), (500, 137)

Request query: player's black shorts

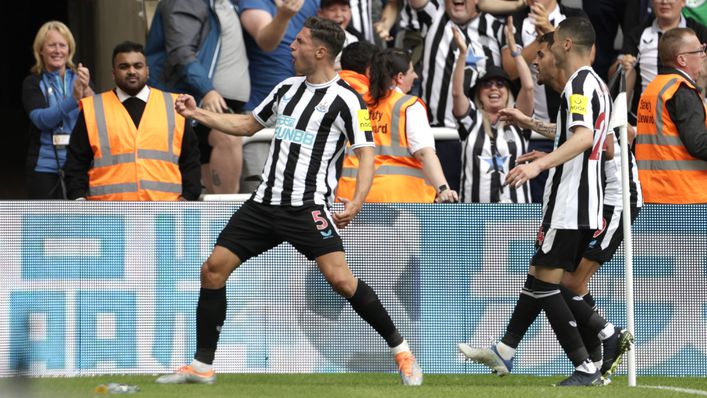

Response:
(216, 199), (344, 261)
(531, 226), (595, 272)
(194, 98), (246, 164)
(583, 205), (641, 264)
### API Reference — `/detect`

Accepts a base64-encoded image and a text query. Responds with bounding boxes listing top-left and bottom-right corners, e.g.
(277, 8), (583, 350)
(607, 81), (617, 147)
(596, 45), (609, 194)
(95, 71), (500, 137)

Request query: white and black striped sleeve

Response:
(252, 79), (292, 127)
(455, 98), (479, 141)
(566, 72), (595, 132)
(412, 0), (442, 33)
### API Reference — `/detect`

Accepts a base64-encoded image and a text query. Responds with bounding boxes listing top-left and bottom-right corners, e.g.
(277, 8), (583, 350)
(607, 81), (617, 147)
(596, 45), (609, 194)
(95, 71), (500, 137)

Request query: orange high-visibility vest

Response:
(80, 89), (185, 201)
(337, 90), (436, 202)
(635, 73), (707, 204)
(339, 70), (371, 102)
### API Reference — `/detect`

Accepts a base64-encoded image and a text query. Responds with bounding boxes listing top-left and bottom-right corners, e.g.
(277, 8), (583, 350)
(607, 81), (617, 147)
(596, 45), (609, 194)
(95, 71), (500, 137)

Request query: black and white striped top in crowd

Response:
(603, 130), (643, 208)
(252, 75), (374, 207)
(457, 103), (531, 203)
(623, 15), (707, 117)
(542, 66), (612, 230)
(419, 4), (506, 127)
(399, 0), (439, 35)
(510, 3), (585, 127)
(349, 0), (373, 43)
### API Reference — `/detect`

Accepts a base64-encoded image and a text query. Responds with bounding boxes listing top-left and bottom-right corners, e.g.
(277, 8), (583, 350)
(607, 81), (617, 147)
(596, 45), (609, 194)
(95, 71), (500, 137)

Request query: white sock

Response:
(598, 323), (615, 340)
(593, 360), (603, 370)
(190, 359), (213, 372)
(391, 340), (411, 356)
(496, 342), (516, 361)
(576, 360), (597, 374)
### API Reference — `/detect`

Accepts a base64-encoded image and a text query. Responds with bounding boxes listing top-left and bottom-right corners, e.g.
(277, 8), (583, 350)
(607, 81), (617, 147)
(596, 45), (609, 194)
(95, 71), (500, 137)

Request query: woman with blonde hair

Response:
(452, 16), (534, 203)
(22, 20), (93, 199)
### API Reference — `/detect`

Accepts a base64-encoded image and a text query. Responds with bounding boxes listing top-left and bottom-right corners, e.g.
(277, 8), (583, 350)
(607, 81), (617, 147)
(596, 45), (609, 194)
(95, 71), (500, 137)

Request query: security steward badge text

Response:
(570, 94), (588, 115)
(358, 109), (372, 131)
(275, 115), (315, 148)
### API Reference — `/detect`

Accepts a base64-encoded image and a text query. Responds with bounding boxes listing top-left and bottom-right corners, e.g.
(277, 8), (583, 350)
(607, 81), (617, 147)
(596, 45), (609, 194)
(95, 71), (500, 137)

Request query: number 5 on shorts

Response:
(311, 210), (329, 230)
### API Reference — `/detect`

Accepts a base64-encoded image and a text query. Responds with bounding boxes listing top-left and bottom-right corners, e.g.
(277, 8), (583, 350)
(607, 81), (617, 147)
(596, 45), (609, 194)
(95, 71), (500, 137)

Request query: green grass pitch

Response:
(2, 374), (707, 398)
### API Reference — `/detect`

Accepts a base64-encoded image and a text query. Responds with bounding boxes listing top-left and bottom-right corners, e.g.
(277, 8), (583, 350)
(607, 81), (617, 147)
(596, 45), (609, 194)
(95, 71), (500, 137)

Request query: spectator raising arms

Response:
(452, 17), (534, 203)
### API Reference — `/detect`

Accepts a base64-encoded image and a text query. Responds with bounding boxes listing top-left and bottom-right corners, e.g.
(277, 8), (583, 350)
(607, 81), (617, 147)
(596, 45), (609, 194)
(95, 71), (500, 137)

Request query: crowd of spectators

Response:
(22, 0), (707, 203)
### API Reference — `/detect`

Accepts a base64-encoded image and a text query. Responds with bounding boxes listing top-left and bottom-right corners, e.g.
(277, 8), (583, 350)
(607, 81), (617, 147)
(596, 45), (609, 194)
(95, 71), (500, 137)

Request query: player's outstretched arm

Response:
(175, 94), (263, 137)
(506, 126), (594, 188)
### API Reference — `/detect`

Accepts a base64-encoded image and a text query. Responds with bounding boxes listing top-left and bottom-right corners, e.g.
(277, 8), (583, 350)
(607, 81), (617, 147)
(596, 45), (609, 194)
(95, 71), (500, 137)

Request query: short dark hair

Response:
(556, 17), (595, 53)
(659, 27), (697, 66)
(304, 16), (345, 62)
(320, 0), (350, 8)
(538, 31), (554, 46)
(341, 41), (380, 74)
(112, 41), (145, 65)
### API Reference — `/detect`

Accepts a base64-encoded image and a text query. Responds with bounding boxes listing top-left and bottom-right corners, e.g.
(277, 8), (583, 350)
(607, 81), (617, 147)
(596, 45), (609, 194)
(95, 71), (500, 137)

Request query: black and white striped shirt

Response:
(419, 5), (506, 127)
(542, 66), (612, 230)
(252, 75), (374, 207)
(399, 0), (439, 34)
(457, 102), (531, 203)
(604, 130), (643, 208)
(349, 0), (373, 42)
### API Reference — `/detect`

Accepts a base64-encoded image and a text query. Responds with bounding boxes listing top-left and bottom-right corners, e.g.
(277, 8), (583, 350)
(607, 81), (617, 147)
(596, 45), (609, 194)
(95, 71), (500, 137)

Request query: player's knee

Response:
(200, 258), (228, 288)
(322, 272), (353, 297)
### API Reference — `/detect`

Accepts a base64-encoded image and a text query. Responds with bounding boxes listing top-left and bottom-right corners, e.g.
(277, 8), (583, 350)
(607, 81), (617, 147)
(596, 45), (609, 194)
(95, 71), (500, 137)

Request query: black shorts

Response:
(583, 205), (641, 264)
(216, 199), (344, 261)
(531, 226), (595, 272)
(194, 98), (246, 164)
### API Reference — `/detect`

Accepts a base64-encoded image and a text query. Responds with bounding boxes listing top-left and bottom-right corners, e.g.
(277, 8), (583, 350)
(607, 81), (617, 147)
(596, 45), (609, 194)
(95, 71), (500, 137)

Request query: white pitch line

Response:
(639, 385), (707, 396)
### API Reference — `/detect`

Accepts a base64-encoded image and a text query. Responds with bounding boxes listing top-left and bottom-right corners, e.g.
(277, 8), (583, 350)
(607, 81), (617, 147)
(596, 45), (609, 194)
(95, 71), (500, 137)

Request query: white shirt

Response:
(116, 85), (150, 103)
(394, 87), (435, 154)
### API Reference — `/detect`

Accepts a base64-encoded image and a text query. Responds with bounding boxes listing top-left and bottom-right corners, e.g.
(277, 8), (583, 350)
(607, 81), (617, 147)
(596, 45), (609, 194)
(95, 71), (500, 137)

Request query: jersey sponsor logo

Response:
(275, 115), (315, 148)
(281, 94), (293, 103)
(570, 94), (589, 115)
(357, 109), (372, 131)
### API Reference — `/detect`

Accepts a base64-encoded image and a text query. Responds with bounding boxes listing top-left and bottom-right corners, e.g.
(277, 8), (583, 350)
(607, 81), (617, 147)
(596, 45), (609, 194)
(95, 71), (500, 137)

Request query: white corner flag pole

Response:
(609, 68), (637, 387)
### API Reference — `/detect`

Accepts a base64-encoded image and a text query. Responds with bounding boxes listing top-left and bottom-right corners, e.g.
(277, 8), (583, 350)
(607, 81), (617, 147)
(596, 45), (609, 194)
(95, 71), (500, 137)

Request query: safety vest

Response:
(80, 89), (185, 201)
(337, 90), (436, 202)
(635, 73), (707, 204)
(339, 70), (371, 103)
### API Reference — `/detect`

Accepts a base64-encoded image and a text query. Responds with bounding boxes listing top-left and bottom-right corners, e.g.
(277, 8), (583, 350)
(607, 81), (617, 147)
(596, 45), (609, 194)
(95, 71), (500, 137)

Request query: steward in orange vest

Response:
(338, 48), (457, 203)
(635, 69), (707, 204)
(64, 41), (201, 201)
(338, 89), (437, 202)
